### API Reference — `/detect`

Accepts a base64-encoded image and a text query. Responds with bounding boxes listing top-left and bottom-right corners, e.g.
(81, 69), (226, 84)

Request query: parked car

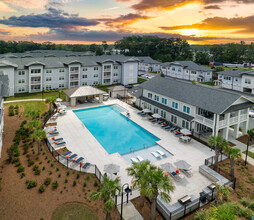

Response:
(249, 109), (254, 118)
(125, 84), (133, 89)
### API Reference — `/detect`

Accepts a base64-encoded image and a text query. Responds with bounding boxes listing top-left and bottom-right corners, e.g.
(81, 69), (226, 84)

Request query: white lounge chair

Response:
(156, 150), (165, 156)
(151, 152), (160, 158)
(136, 156), (144, 162)
(131, 157), (139, 163)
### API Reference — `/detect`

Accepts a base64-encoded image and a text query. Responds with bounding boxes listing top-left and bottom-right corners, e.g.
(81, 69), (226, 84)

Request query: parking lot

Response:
(138, 71), (157, 80)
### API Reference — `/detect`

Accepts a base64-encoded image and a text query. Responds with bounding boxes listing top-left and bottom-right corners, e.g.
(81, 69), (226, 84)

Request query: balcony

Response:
(70, 77), (79, 82)
(195, 114), (214, 128)
(218, 114), (248, 128)
(31, 80), (41, 85)
(31, 89), (41, 93)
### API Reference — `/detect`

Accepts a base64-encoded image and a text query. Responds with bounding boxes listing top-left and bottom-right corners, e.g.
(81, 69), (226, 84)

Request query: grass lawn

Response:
(200, 81), (215, 86)
(243, 150), (254, 159)
(5, 91), (66, 101)
(203, 65), (251, 71)
(4, 101), (47, 115)
(138, 77), (148, 83)
(51, 203), (97, 220)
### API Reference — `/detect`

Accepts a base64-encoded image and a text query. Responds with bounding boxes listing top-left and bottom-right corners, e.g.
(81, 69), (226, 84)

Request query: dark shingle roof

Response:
(137, 56), (161, 64)
(140, 75), (251, 114)
(217, 70), (250, 77)
(174, 61), (212, 72)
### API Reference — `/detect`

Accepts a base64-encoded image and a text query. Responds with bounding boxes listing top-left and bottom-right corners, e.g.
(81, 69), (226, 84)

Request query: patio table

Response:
(179, 136), (191, 143)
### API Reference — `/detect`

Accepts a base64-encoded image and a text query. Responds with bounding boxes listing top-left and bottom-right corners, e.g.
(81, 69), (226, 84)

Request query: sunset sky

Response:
(0, 0), (254, 44)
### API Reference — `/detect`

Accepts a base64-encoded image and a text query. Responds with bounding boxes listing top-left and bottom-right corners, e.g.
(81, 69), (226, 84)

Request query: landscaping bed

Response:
(0, 105), (120, 220)
(237, 134), (254, 146)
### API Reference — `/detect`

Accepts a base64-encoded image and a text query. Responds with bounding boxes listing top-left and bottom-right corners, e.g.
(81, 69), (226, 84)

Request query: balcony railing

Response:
(218, 114), (248, 128)
(31, 81), (41, 85)
(31, 89), (41, 92)
(240, 114), (247, 121)
(70, 78), (79, 82)
(195, 114), (214, 128)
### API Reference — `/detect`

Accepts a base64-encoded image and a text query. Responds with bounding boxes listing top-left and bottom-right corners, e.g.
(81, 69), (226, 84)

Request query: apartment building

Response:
(0, 75), (9, 157)
(134, 75), (253, 141)
(161, 61), (213, 82)
(0, 52), (139, 96)
(137, 57), (161, 72)
(216, 70), (254, 94)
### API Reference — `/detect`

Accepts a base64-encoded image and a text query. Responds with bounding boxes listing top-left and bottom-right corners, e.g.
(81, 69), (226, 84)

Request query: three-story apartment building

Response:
(137, 57), (162, 72)
(134, 75), (253, 141)
(0, 53), (139, 96)
(161, 61), (213, 82)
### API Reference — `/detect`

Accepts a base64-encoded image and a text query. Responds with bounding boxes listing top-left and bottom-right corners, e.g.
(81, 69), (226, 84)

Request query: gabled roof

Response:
(63, 86), (106, 98)
(140, 75), (253, 114)
(0, 60), (18, 68)
(25, 61), (46, 67)
(217, 70), (250, 77)
(137, 56), (161, 64)
(173, 61), (213, 72)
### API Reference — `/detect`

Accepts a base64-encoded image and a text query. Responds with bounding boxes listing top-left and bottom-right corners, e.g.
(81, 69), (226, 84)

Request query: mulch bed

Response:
(0, 105), (120, 220)
(237, 135), (254, 146)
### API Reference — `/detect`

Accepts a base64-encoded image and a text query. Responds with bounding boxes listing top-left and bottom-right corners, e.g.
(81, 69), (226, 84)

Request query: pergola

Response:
(63, 86), (107, 107)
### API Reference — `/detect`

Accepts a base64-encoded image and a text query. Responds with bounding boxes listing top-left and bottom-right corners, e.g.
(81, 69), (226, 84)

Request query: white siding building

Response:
(134, 75), (253, 141)
(137, 57), (161, 72)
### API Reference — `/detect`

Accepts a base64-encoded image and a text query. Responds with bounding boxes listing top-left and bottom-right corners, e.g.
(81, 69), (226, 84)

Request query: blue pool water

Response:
(73, 105), (160, 155)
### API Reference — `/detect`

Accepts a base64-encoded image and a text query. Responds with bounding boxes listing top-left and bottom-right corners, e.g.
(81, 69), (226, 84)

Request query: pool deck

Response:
(51, 99), (215, 204)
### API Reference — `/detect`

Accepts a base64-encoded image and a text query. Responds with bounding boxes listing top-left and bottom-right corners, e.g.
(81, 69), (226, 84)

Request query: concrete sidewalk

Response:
(4, 99), (45, 103)
(117, 202), (143, 220)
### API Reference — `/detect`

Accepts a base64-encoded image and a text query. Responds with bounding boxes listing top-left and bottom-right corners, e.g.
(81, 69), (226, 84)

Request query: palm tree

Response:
(208, 135), (227, 171)
(127, 160), (150, 207)
(25, 120), (42, 132)
(144, 165), (174, 220)
(45, 97), (56, 112)
(31, 129), (46, 155)
(26, 110), (41, 120)
(245, 129), (254, 165)
(58, 89), (62, 98)
(90, 175), (121, 220)
(223, 144), (241, 178)
(214, 184), (232, 206)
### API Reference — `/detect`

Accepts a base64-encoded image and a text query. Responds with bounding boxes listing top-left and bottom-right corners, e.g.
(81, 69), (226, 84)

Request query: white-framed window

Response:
(59, 68), (65, 73)
(154, 95), (159, 102)
(182, 120), (190, 129)
(18, 70), (25, 75)
(191, 71), (196, 74)
(161, 110), (166, 118)
(82, 82), (87, 86)
(46, 77), (52, 81)
(93, 81), (99, 85)
(162, 98), (167, 105)
(59, 76), (64, 80)
(46, 69), (52, 73)
(113, 73), (118, 76)
(18, 79), (25, 84)
(172, 101), (178, 109)
(104, 79), (110, 83)
(94, 67), (99, 71)
(94, 74), (99, 78)
(183, 105), (190, 114)
(82, 75), (87, 78)
(224, 76), (232, 80)
(59, 84), (64, 88)
(83, 67), (88, 71)
(207, 72), (210, 75)
(186, 70), (189, 73)
(171, 115), (177, 124)
(178, 68), (181, 72)
(245, 78), (251, 84)
(113, 79), (118, 83)
(70, 67), (79, 72)
(45, 85), (52, 90)
(31, 69), (41, 74)
(148, 92), (152, 99)
(235, 78), (238, 82)
(154, 107), (159, 113)
(114, 66), (118, 69)
(172, 67), (175, 71)
(18, 87), (25, 92)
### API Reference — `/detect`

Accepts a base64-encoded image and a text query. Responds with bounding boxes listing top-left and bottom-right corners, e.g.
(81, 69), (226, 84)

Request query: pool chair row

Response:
(151, 150), (166, 159)
(148, 117), (165, 124)
(130, 156), (144, 163)
(161, 122), (183, 136)
(62, 151), (90, 169)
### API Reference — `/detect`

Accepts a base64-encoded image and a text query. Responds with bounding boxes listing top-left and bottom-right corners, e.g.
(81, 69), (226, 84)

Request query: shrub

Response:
(58, 173), (61, 178)
(73, 180), (76, 186)
(65, 178), (68, 183)
(28, 160), (34, 167)
(20, 120), (27, 127)
(83, 182), (86, 187)
(39, 185), (45, 193)
(66, 171), (70, 176)
(17, 165), (24, 173)
(56, 167), (59, 172)
(76, 173), (80, 179)
(34, 169), (41, 175)
(23, 144), (28, 155)
(33, 165), (39, 171)
(8, 106), (14, 116)
(42, 166), (45, 170)
(12, 157), (20, 164)
(94, 180), (98, 187)
(44, 177), (51, 186)
(86, 176), (90, 181)
(27, 181), (37, 189)
(7, 145), (20, 161)
(15, 162), (21, 167)
(52, 181), (58, 189)
(20, 172), (25, 179)
(50, 163), (54, 167)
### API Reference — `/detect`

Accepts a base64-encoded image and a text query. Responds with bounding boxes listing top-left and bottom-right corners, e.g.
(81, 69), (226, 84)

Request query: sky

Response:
(0, 0), (254, 45)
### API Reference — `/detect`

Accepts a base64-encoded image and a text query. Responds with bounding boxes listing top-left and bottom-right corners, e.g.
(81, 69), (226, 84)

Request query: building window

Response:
(182, 120), (189, 129)
(83, 68), (87, 71)
(172, 101), (178, 109)
(94, 74), (99, 78)
(154, 95), (159, 102)
(113, 73), (118, 76)
(45, 85), (52, 90)
(148, 93), (153, 99)
(59, 69), (65, 72)
(154, 107), (158, 113)
(94, 67), (99, 71)
(186, 70), (189, 73)
(82, 82), (87, 86)
(46, 69), (52, 73)
(162, 98), (167, 105)
(18, 79), (25, 84)
(46, 77), (52, 81)
(103, 79), (110, 83)
(178, 68), (181, 72)
(59, 76), (64, 80)
(93, 81), (99, 85)
(245, 78), (251, 84)
(235, 78), (238, 82)
(183, 105), (190, 114)
(171, 115), (177, 124)
(113, 79), (118, 83)
(59, 84), (64, 88)
(161, 110), (166, 118)
(31, 69), (41, 74)
(82, 75), (87, 78)
(172, 67), (175, 71)
(114, 66), (118, 69)
(207, 72), (210, 75)
(191, 71), (196, 74)
(18, 70), (25, 75)
(18, 87), (25, 92)
(224, 76), (232, 80)
(70, 67), (79, 72)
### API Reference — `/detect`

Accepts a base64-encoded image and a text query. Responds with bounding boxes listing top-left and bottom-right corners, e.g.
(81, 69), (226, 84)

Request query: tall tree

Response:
(90, 175), (121, 220)
(31, 129), (46, 155)
(195, 51), (210, 65)
(25, 120), (42, 132)
(102, 41), (108, 52)
(45, 97), (56, 112)
(26, 110), (41, 120)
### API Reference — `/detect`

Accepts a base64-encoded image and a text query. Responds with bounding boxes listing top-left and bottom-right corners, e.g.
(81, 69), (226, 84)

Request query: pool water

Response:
(73, 105), (160, 155)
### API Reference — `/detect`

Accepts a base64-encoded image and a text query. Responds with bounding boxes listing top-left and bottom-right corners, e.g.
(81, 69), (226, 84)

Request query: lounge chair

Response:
(181, 169), (193, 177)
(54, 141), (66, 146)
(48, 131), (59, 135)
(161, 122), (169, 128)
(69, 154), (77, 160)
(136, 156), (144, 162)
(48, 127), (57, 132)
(62, 151), (72, 156)
(140, 112), (147, 117)
(50, 115), (58, 121)
(170, 127), (178, 133)
(170, 172), (182, 181)
(175, 132), (183, 136)
(164, 125), (174, 130)
(137, 111), (144, 115)
(52, 137), (63, 142)
(151, 152), (160, 158)
(75, 157), (84, 164)
(131, 157), (139, 163)
(158, 120), (165, 125)
(156, 150), (165, 156)
(83, 162), (90, 168)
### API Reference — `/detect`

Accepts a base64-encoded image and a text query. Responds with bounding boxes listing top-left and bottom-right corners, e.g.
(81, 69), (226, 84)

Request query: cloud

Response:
(160, 15), (254, 34)
(104, 6), (120, 11)
(99, 13), (154, 29)
(204, 5), (221, 9)
(0, 2), (17, 12)
(0, 29), (10, 35)
(2, 0), (48, 9)
(0, 7), (99, 29)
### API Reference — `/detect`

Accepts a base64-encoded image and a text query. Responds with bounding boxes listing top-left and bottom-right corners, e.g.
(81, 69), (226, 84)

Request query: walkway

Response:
(117, 202), (143, 220)
(4, 99), (45, 103)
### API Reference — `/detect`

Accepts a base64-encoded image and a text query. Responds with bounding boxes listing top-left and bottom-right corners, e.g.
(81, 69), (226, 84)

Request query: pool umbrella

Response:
(161, 163), (176, 173)
(174, 160), (192, 171)
(56, 98), (62, 102)
(142, 108), (151, 113)
(104, 163), (120, 175)
(180, 129), (192, 136)
(152, 113), (161, 119)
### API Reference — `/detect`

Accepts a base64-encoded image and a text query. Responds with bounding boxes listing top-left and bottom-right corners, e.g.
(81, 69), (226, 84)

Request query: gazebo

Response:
(63, 86), (107, 107)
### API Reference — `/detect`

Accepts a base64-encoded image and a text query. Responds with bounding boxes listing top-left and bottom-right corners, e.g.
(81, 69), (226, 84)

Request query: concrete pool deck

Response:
(50, 99), (215, 204)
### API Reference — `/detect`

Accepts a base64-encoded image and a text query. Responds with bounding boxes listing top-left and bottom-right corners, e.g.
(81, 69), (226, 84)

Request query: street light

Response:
(120, 183), (132, 220)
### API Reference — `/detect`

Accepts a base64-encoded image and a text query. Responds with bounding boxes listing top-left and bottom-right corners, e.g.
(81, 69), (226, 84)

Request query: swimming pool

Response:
(73, 105), (160, 155)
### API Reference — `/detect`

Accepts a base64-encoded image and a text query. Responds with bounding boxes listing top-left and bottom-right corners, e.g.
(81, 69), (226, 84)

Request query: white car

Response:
(249, 109), (254, 118)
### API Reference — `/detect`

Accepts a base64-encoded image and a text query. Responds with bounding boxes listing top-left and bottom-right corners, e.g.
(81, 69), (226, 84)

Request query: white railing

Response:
(195, 115), (213, 128)
(240, 114), (247, 121)
(229, 116), (238, 125)
(218, 119), (227, 128)
(70, 78), (79, 82)
(31, 81), (41, 85)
